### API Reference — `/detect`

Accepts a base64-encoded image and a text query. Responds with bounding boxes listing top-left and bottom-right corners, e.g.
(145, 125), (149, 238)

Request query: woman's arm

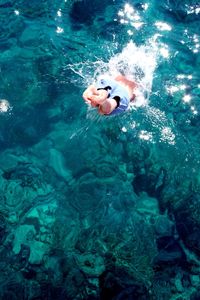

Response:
(83, 84), (118, 114)
(83, 86), (108, 107)
(82, 85), (97, 104)
(90, 89), (108, 104)
(98, 98), (117, 115)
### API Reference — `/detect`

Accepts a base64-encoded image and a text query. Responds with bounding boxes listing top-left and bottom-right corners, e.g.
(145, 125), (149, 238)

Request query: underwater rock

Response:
(113, 286), (149, 300)
(133, 162), (167, 197)
(154, 168), (167, 195)
(104, 211), (158, 285)
(24, 279), (41, 298)
(0, 214), (6, 242)
(49, 148), (73, 183)
(42, 196), (77, 251)
(70, 0), (111, 25)
(31, 138), (53, 162)
(75, 253), (105, 277)
(69, 154), (136, 219)
(99, 269), (150, 300)
(0, 155), (55, 217)
(15, 0), (50, 19)
(12, 199), (57, 265)
(12, 224), (49, 265)
(3, 180), (24, 208)
(154, 236), (186, 266)
(154, 214), (175, 237)
(191, 290), (200, 300)
(53, 217), (80, 251)
(0, 5), (25, 42)
(111, 189), (137, 212)
(20, 25), (44, 47)
(0, 151), (21, 171)
(174, 196), (200, 257)
(174, 272), (184, 293)
(7, 212), (19, 224)
(47, 122), (75, 153)
(132, 172), (148, 195)
(69, 172), (107, 214)
(180, 226), (200, 257)
(43, 255), (64, 285)
(163, 1), (200, 23)
(28, 240), (49, 265)
(93, 160), (120, 179)
(190, 275), (200, 287)
(0, 171), (55, 223)
(63, 267), (90, 299)
(99, 21), (124, 41)
(160, 179), (191, 211)
(8, 107), (51, 147)
(1, 156), (52, 185)
(22, 265), (37, 280)
(16, 244), (31, 268)
(0, 272), (25, 300)
(26, 200), (57, 228)
(135, 192), (159, 216)
(12, 224), (36, 254)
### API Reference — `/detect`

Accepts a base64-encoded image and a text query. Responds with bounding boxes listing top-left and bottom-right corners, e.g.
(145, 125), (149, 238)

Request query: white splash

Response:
(121, 126), (127, 132)
(56, 27), (64, 33)
(107, 41), (157, 106)
(183, 94), (191, 103)
(57, 9), (62, 17)
(69, 40), (157, 107)
(160, 127), (176, 145)
(159, 47), (169, 58)
(186, 5), (200, 15)
(155, 21), (172, 31)
(0, 99), (11, 113)
(139, 130), (153, 141)
(146, 107), (176, 145)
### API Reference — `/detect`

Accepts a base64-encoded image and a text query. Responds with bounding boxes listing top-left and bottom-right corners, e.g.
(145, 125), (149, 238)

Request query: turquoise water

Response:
(0, 0), (200, 299)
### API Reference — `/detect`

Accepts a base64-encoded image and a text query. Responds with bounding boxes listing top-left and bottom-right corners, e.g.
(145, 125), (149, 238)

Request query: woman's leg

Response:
(114, 75), (137, 100)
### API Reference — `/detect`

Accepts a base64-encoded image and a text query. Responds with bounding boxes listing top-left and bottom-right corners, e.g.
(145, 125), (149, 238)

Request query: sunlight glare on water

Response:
(117, 3), (146, 32)
(142, 106), (176, 145)
(155, 21), (172, 31)
(166, 74), (199, 116)
(0, 99), (11, 114)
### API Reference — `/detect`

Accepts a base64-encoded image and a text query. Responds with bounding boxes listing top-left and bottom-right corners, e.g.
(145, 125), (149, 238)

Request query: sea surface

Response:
(0, 0), (200, 299)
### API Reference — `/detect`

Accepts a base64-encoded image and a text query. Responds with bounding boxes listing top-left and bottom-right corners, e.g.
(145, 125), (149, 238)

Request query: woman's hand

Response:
(83, 86), (108, 107)
(82, 85), (97, 105)
(90, 89), (108, 105)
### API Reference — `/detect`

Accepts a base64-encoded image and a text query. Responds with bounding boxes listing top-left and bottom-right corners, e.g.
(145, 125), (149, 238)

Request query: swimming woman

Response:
(82, 74), (138, 115)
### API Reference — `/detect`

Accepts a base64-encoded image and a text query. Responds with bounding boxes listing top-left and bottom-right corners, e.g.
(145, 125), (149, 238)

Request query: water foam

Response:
(109, 42), (156, 88)
(0, 99), (11, 114)
(69, 39), (157, 89)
